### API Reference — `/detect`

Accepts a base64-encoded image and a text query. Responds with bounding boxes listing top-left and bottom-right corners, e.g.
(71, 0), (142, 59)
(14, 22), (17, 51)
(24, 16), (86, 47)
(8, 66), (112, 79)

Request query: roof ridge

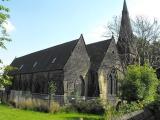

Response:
(16, 39), (79, 59)
(87, 39), (112, 46)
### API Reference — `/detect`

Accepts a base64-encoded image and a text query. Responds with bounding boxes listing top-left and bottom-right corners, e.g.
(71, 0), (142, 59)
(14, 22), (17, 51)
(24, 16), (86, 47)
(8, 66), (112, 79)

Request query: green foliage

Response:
(10, 98), (60, 113)
(0, 65), (15, 88)
(104, 101), (145, 120)
(0, 0), (11, 49)
(118, 101), (144, 115)
(49, 81), (56, 94)
(63, 99), (105, 115)
(0, 0), (12, 89)
(60, 104), (78, 113)
(104, 102), (117, 120)
(121, 64), (159, 102)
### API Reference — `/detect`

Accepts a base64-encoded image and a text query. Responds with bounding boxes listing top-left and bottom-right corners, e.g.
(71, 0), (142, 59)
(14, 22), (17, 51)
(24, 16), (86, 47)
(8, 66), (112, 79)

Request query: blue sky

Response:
(1, 0), (160, 65)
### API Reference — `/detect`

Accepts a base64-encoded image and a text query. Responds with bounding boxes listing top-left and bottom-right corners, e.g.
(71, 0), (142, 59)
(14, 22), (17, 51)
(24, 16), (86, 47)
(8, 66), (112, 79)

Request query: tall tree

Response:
(0, 0), (11, 50)
(133, 16), (160, 65)
(0, 0), (12, 89)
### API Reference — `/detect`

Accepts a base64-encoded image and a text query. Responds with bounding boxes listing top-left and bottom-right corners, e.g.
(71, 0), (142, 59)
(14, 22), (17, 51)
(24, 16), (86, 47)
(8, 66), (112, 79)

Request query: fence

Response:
(1, 90), (98, 106)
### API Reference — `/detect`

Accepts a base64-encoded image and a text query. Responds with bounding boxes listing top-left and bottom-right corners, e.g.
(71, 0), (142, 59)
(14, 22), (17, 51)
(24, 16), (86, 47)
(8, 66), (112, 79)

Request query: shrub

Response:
(49, 101), (60, 113)
(104, 101), (145, 120)
(68, 99), (105, 115)
(121, 64), (159, 102)
(104, 102), (117, 120)
(16, 98), (34, 110)
(118, 101), (144, 115)
(60, 104), (77, 113)
(32, 99), (49, 112)
(10, 98), (60, 113)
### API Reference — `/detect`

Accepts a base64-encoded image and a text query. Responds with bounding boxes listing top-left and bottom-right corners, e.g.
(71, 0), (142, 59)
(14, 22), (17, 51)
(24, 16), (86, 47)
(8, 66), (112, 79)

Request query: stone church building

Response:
(9, 0), (137, 101)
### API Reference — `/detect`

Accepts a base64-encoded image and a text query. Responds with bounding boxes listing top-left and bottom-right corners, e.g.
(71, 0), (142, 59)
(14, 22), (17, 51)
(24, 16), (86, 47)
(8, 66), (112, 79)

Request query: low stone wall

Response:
(114, 109), (155, 120)
(8, 90), (98, 106)
(9, 90), (65, 105)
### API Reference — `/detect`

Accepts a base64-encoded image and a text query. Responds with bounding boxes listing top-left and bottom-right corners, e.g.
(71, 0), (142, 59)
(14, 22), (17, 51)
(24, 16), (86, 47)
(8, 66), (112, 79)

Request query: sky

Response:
(1, 0), (160, 65)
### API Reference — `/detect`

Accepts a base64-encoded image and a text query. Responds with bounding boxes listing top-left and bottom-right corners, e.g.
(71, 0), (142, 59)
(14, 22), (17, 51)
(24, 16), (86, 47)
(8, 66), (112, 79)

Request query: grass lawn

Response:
(0, 104), (103, 120)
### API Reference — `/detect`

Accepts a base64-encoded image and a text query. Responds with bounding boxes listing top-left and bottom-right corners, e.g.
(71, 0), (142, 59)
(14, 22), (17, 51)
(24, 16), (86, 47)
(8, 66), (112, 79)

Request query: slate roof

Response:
(86, 39), (112, 71)
(10, 38), (79, 74)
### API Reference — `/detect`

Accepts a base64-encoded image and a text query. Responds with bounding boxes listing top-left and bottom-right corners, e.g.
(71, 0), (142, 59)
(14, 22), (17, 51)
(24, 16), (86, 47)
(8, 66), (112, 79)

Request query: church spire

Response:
(123, 0), (128, 13)
(119, 0), (133, 40)
(117, 0), (137, 65)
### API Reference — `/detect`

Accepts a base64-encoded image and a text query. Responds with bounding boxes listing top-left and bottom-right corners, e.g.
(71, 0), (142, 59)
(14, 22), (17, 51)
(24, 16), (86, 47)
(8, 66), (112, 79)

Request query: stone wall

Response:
(98, 39), (123, 101)
(114, 109), (155, 120)
(64, 37), (90, 96)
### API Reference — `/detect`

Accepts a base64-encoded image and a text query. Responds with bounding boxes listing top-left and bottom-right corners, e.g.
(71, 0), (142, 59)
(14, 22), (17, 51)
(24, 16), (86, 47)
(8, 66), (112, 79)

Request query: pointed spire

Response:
(117, 0), (138, 65)
(111, 32), (114, 39)
(119, 0), (133, 44)
(123, 0), (128, 13)
(79, 34), (84, 40)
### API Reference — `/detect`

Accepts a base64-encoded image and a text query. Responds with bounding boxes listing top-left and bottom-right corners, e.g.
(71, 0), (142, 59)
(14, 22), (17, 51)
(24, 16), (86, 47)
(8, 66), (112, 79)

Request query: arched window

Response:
(108, 67), (118, 95)
(156, 68), (160, 79)
(80, 75), (85, 96)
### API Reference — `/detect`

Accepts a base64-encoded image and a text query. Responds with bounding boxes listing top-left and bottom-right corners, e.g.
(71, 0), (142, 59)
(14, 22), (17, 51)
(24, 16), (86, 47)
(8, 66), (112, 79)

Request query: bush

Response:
(10, 98), (60, 113)
(66, 99), (105, 115)
(49, 101), (60, 113)
(32, 99), (49, 112)
(104, 101), (145, 120)
(104, 102), (117, 120)
(118, 101), (144, 115)
(16, 98), (34, 110)
(121, 64), (159, 102)
(60, 104), (77, 113)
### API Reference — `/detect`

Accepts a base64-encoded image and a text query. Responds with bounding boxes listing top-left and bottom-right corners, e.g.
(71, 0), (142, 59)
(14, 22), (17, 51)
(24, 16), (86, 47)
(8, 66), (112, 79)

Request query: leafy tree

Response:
(0, 0), (11, 49)
(0, 65), (13, 88)
(121, 64), (159, 102)
(49, 81), (57, 95)
(0, 0), (12, 89)
(48, 81), (57, 108)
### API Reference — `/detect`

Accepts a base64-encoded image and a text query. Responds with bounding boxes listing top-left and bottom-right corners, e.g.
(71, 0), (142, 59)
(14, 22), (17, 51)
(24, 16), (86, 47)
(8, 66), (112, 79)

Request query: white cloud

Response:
(2, 20), (15, 33)
(129, 0), (160, 19)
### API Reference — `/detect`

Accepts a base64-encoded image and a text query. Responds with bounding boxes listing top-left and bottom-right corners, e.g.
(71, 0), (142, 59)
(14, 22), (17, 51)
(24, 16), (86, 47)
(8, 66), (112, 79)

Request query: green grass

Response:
(0, 104), (103, 120)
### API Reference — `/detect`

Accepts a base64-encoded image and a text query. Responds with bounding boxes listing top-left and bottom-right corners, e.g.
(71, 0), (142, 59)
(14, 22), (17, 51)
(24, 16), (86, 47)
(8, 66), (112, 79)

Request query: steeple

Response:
(117, 0), (137, 65)
(119, 0), (133, 42)
(123, 0), (128, 13)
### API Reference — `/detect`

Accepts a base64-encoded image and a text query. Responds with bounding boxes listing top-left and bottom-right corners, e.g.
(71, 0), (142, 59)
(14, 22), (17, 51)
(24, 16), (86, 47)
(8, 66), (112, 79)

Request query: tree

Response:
(0, 65), (13, 88)
(106, 16), (121, 40)
(48, 80), (57, 108)
(49, 81), (57, 95)
(121, 64), (159, 102)
(133, 16), (160, 65)
(0, 0), (11, 50)
(0, 0), (12, 89)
